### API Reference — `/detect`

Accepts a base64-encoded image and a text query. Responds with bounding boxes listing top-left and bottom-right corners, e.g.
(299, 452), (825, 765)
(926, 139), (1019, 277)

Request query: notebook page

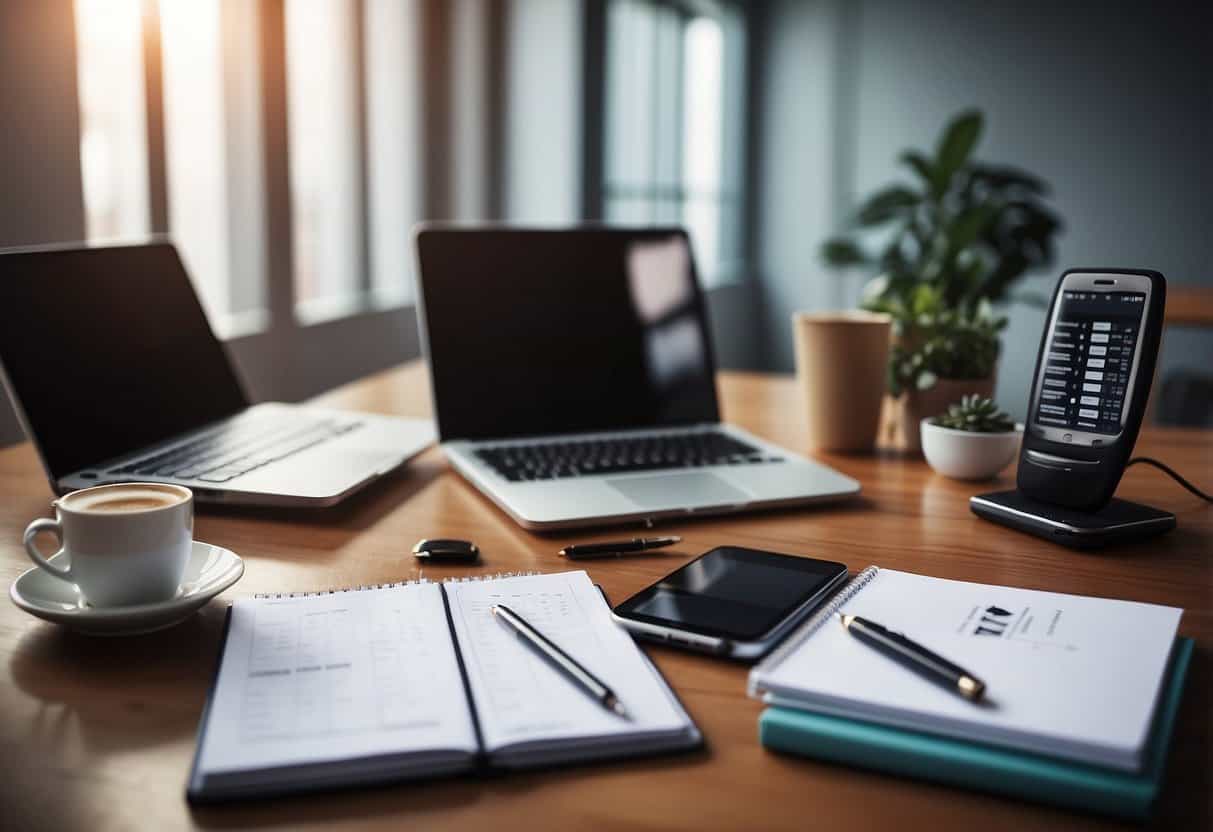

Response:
(445, 571), (689, 753)
(196, 582), (478, 775)
(755, 569), (1181, 770)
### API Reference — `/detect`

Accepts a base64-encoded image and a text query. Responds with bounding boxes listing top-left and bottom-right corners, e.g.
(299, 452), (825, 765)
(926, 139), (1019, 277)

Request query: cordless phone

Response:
(1016, 268), (1166, 512)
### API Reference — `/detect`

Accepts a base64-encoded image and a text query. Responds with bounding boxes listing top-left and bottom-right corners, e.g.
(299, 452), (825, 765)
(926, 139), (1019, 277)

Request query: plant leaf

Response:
(970, 163), (1048, 195)
(900, 151), (935, 187)
(887, 361), (902, 397)
(948, 202), (1001, 250)
(974, 252), (1029, 303)
(911, 283), (942, 317)
(855, 186), (920, 226)
(820, 238), (870, 267)
(932, 110), (984, 196)
(859, 273), (891, 304)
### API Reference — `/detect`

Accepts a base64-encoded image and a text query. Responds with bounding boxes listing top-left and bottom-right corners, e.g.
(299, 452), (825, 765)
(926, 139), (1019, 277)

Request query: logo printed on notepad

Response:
(974, 605), (1013, 637)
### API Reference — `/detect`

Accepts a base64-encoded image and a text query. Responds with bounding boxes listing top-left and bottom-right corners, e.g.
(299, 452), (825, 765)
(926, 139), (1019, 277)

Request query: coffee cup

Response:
(22, 483), (194, 607)
(793, 311), (892, 451)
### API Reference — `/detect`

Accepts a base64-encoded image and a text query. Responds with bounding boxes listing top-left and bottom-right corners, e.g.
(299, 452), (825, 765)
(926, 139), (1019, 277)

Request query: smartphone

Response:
(1018, 269), (1166, 511)
(611, 546), (849, 661)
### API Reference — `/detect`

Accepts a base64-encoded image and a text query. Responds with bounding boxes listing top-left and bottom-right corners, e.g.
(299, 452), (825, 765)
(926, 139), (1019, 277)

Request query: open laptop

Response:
(0, 241), (434, 507)
(414, 226), (859, 530)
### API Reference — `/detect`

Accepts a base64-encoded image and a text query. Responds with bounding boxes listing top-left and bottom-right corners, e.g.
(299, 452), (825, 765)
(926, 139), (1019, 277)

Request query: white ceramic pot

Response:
(919, 419), (1023, 481)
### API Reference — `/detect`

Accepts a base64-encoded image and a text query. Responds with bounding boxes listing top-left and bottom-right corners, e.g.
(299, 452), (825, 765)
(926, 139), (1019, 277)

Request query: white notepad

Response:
(189, 571), (700, 802)
(748, 567), (1182, 771)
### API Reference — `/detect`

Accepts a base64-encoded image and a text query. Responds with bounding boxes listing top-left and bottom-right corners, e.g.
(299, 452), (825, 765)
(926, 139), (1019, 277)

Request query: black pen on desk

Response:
(840, 614), (987, 702)
(559, 536), (681, 560)
(491, 603), (631, 719)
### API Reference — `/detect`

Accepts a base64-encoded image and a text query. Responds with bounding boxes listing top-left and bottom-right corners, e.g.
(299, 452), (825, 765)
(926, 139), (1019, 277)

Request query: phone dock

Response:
(970, 489), (1175, 549)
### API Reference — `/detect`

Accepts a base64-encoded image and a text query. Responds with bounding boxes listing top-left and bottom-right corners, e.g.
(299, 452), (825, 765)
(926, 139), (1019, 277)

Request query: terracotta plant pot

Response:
(878, 375), (997, 454)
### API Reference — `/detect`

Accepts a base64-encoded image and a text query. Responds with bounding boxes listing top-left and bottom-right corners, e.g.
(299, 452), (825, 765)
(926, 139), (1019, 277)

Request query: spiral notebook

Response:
(748, 567), (1182, 772)
(187, 571), (701, 803)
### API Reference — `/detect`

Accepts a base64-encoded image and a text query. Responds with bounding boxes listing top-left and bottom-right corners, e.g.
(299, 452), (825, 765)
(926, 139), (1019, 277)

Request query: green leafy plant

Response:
(821, 109), (1062, 396)
(930, 395), (1015, 433)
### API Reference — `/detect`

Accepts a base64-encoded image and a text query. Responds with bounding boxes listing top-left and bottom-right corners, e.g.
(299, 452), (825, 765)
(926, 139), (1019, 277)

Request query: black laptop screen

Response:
(416, 229), (720, 440)
(0, 243), (248, 477)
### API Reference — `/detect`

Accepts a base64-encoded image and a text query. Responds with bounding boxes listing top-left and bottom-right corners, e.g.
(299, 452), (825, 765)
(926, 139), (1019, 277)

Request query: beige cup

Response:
(793, 311), (892, 451)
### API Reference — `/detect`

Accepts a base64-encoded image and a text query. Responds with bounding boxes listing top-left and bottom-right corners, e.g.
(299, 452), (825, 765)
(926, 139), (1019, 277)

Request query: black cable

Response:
(1126, 457), (1213, 503)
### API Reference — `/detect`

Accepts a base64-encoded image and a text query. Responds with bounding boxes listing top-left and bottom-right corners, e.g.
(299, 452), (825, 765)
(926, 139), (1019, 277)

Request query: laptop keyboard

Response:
(474, 431), (783, 482)
(108, 416), (362, 483)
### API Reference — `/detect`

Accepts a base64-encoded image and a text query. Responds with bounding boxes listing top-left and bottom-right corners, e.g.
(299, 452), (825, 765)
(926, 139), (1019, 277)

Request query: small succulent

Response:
(931, 395), (1015, 433)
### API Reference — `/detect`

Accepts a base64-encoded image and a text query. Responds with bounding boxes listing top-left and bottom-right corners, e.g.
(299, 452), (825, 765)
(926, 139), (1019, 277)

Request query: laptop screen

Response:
(0, 243), (248, 478)
(416, 228), (720, 441)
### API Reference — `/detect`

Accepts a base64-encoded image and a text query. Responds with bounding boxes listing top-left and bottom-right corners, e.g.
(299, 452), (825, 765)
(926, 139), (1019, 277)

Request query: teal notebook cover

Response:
(759, 637), (1192, 820)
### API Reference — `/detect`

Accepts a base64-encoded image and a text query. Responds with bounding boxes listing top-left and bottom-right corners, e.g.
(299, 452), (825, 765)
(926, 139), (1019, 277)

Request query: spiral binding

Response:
(752, 565), (881, 679)
(254, 571), (541, 599)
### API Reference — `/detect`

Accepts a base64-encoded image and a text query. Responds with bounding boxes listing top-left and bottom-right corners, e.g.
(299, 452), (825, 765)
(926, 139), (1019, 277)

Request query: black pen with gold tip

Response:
(840, 614), (987, 701)
(559, 535), (681, 560)
(492, 603), (631, 718)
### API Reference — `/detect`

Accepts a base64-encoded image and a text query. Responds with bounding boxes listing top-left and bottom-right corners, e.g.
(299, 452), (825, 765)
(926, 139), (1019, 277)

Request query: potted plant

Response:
(921, 395), (1022, 481)
(820, 109), (1061, 451)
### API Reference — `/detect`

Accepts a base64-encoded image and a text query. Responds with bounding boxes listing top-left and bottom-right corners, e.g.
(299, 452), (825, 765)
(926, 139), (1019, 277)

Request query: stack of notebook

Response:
(748, 567), (1189, 820)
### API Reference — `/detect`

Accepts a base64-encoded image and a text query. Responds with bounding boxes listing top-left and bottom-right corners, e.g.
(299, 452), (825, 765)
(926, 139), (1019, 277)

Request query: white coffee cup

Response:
(23, 483), (194, 607)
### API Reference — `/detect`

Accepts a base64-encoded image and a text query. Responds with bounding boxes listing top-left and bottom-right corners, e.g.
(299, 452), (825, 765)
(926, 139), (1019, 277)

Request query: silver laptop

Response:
(414, 226), (859, 530)
(0, 242), (434, 507)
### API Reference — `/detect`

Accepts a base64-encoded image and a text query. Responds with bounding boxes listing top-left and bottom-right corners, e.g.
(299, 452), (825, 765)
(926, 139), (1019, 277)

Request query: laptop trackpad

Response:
(606, 472), (750, 510)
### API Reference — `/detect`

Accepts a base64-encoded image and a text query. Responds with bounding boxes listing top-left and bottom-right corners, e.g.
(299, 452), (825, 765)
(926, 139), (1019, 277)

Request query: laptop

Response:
(0, 241), (435, 507)
(414, 226), (859, 530)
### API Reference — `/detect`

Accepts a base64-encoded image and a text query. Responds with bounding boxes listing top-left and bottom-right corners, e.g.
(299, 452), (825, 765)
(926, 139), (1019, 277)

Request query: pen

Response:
(558, 535), (681, 560)
(840, 614), (987, 702)
(491, 603), (630, 719)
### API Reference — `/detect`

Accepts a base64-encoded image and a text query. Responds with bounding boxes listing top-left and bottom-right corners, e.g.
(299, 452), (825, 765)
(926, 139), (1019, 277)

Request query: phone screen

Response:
(1033, 290), (1147, 436)
(613, 547), (847, 641)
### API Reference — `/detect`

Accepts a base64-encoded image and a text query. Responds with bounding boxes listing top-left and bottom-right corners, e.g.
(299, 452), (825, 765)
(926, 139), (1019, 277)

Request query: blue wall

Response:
(753, 0), (1212, 419)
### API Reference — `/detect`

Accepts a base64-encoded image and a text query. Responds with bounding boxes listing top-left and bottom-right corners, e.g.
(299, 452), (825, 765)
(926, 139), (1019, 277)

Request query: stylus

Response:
(840, 614), (987, 702)
(492, 603), (631, 719)
(559, 536), (681, 559)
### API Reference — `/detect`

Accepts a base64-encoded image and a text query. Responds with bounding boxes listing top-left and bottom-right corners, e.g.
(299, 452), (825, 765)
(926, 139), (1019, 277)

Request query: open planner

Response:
(749, 567), (1183, 772)
(188, 571), (701, 802)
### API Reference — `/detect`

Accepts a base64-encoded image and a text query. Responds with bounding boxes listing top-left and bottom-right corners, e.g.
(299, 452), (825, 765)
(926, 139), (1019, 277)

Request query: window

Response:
(286, 0), (427, 319)
(364, 0), (424, 306)
(160, 0), (267, 333)
(681, 17), (725, 279)
(68, 3), (570, 400)
(74, 0), (150, 241)
(603, 0), (746, 286)
(73, 0), (424, 331)
(69, 1), (432, 402)
(285, 0), (365, 320)
(160, 0), (227, 319)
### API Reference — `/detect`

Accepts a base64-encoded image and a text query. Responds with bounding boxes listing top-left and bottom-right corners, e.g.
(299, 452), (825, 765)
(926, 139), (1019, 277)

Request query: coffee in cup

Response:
(68, 490), (184, 514)
(23, 483), (193, 607)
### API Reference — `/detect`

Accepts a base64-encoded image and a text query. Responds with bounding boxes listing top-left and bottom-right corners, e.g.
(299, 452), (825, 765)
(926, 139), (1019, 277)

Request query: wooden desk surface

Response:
(2, 362), (1210, 831)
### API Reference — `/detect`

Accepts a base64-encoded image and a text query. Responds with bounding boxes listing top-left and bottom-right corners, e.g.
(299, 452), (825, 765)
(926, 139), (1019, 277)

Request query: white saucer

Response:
(9, 540), (244, 636)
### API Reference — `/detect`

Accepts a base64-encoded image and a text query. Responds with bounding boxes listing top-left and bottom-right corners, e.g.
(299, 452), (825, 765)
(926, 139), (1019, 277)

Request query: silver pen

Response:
(491, 603), (631, 719)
